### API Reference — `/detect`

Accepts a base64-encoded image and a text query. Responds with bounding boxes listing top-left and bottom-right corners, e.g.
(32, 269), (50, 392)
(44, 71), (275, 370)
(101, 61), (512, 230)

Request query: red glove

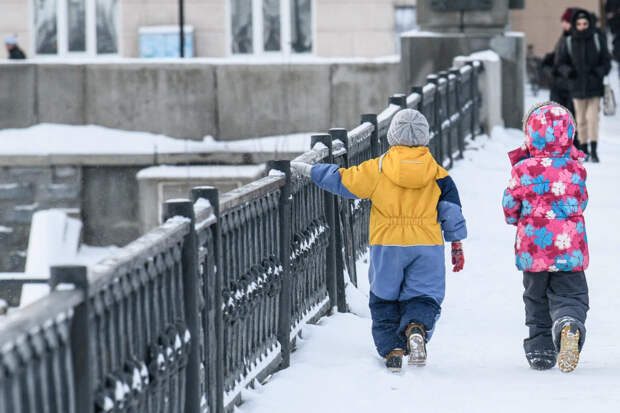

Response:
(451, 241), (464, 272)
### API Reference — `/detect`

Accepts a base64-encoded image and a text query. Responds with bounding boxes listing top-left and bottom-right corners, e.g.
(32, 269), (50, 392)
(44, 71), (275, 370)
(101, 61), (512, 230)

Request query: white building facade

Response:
(1, 0), (418, 59)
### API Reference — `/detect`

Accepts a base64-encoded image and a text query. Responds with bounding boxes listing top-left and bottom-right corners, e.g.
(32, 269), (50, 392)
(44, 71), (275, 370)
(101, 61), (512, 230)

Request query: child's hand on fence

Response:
(451, 241), (464, 272)
(291, 161), (313, 177)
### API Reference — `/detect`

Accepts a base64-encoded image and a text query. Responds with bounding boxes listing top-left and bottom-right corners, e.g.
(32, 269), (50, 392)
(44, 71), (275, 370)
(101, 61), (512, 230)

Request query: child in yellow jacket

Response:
(291, 109), (467, 371)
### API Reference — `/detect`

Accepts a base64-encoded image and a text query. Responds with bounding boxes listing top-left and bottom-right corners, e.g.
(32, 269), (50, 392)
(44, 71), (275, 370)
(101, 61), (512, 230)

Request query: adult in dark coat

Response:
(542, 8), (577, 117)
(555, 9), (611, 162)
(606, 0), (620, 61)
(4, 35), (26, 59)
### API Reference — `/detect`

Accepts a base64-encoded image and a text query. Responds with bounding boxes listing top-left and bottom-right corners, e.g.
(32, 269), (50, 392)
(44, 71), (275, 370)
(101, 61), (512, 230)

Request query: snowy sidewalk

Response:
(236, 105), (620, 412)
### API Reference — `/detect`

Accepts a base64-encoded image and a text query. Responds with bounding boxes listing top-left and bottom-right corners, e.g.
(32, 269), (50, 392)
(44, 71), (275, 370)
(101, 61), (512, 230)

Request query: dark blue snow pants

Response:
(523, 271), (589, 354)
(369, 292), (441, 357)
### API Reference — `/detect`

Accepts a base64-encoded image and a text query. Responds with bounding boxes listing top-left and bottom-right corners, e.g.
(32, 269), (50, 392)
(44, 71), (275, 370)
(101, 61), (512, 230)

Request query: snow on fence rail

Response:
(0, 61), (482, 413)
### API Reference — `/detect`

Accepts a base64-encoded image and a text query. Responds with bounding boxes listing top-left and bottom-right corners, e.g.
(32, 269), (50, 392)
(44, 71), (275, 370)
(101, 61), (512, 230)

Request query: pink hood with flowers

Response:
(502, 103), (589, 273)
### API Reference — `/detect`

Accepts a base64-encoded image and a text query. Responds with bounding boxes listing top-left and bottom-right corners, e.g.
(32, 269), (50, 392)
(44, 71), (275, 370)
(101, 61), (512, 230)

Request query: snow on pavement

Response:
(237, 107), (620, 412)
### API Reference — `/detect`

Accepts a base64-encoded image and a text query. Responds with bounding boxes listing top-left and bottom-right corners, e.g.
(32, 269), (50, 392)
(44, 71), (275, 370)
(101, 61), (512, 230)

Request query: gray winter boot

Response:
(524, 334), (556, 370)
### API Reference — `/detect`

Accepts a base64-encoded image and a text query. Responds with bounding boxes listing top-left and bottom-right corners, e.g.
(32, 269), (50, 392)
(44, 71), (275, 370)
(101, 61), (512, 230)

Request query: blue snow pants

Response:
(368, 245), (445, 357)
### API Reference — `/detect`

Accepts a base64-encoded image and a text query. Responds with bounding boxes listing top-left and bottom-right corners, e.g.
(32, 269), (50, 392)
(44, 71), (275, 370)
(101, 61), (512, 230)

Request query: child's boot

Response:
(385, 349), (405, 372)
(405, 323), (427, 366)
(524, 334), (556, 370)
(554, 317), (583, 373)
(525, 349), (557, 370)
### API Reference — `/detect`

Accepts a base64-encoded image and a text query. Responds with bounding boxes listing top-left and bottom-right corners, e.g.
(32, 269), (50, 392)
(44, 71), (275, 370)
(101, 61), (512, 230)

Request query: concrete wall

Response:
(215, 64), (331, 139)
(0, 165), (81, 271)
(417, 0), (510, 34)
(0, 163), (139, 272)
(454, 51), (503, 133)
(81, 167), (143, 247)
(0, 60), (402, 140)
(0, 63), (36, 129)
(510, 0), (600, 56)
(85, 64), (218, 138)
(37, 65), (86, 124)
(401, 32), (525, 129)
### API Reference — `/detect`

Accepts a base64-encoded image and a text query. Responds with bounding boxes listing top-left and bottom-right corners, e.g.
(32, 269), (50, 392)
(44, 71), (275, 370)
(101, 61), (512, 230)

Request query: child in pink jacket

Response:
(503, 102), (589, 373)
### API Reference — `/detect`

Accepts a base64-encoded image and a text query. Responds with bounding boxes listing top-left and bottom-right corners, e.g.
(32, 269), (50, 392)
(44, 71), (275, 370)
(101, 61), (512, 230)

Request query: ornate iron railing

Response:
(0, 61), (482, 413)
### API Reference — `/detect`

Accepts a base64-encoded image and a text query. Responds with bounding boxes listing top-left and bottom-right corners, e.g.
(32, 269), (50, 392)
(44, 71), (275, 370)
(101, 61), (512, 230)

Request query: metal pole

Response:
(315, 132), (338, 312)
(266, 160), (293, 368)
(49, 265), (92, 413)
(190, 187), (224, 413)
(179, 0), (185, 57)
(360, 114), (379, 157)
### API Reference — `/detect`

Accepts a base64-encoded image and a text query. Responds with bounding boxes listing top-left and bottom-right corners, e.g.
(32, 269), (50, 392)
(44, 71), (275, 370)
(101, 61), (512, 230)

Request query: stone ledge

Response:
(0, 151), (303, 167)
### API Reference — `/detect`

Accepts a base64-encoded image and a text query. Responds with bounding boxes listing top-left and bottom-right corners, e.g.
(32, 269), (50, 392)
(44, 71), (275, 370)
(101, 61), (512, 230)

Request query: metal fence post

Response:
(49, 265), (92, 413)
(412, 86), (425, 118)
(266, 160), (293, 368)
(389, 94), (407, 109)
(323, 131), (349, 312)
(360, 114), (379, 157)
(316, 132), (339, 313)
(162, 200), (201, 413)
(190, 187), (224, 413)
(450, 67), (465, 159)
(426, 74), (443, 165)
(467, 61), (478, 139)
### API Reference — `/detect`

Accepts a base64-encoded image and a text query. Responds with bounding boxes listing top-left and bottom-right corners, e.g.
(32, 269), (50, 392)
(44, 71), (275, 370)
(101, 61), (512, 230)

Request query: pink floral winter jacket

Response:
(503, 103), (589, 273)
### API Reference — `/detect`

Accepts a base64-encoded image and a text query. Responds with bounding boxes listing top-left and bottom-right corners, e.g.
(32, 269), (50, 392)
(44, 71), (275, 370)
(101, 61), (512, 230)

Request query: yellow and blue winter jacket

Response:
(310, 145), (467, 306)
(311, 146), (467, 246)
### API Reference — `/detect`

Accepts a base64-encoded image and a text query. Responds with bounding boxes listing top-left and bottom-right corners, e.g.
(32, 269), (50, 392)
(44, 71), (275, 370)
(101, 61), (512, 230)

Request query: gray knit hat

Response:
(387, 109), (430, 147)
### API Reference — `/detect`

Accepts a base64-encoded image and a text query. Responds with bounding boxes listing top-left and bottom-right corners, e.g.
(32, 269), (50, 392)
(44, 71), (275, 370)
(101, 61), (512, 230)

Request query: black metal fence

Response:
(0, 61), (482, 413)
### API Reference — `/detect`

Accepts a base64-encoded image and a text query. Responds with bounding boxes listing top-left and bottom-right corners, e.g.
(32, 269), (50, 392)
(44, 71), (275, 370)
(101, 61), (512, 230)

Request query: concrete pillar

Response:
(454, 50), (504, 133)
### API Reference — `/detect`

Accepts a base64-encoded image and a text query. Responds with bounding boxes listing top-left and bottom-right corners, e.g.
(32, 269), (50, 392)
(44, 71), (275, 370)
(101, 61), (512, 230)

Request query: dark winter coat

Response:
(542, 31), (575, 114)
(606, 0), (620, 60)
(554, 10), (611, 100)
(8, 46), (26, 60)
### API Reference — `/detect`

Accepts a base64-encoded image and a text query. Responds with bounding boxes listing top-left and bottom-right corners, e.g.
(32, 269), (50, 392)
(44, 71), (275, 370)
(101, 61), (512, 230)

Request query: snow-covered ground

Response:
(236, 89), (620, 411)
(0, 123), (312, 156)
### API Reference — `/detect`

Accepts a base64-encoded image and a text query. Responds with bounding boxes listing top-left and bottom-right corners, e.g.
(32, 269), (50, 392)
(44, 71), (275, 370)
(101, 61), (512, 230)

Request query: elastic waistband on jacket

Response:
(384, 217), (437, 225)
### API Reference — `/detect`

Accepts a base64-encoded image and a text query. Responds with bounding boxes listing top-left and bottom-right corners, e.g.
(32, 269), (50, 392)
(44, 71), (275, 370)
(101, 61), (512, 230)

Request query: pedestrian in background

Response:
(555, 9), (611, 163)
(542, 8), (578, 124)
(606, 0), (620, 66)
(4, 34), (26, 60)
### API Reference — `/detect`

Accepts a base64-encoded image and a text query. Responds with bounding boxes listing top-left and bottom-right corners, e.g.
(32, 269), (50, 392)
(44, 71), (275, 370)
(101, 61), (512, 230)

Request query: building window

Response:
(394, 6), (417, 53)
(263, 0), (281, 52)
(68, 0), (86, 52)
(33, 0), (118, 56)
(95, 0), (118, 53)
(230, 0), (313, 55)
(34, 0), (58, 54)
(231, 0), (253, 53)
(291, 0), (311, 53)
